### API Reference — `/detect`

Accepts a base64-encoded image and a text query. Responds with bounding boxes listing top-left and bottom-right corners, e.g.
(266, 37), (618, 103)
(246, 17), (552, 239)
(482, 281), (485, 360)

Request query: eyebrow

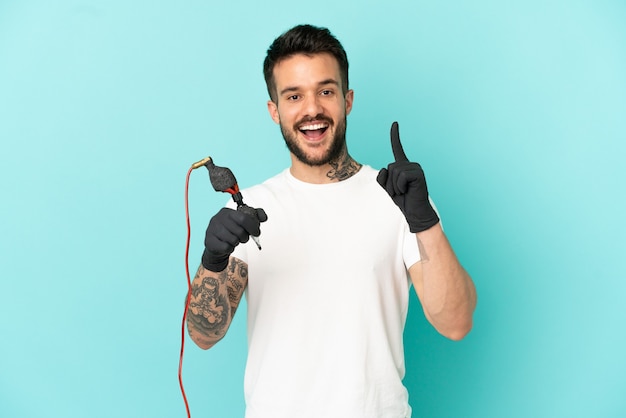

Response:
(279, 78), (340, 96)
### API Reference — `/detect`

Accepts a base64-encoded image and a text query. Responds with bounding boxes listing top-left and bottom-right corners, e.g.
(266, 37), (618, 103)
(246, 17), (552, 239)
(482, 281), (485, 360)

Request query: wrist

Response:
(201, 250), (229, 272)
(416, 221), (443, 237)
(407, 209), (439, 233)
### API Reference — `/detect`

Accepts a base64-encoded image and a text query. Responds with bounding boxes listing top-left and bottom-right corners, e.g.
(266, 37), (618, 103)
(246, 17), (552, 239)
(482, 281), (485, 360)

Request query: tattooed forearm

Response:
(187, 259), (249, 349)
(226, 259), (248, 316)
(188, 274), (230, 342)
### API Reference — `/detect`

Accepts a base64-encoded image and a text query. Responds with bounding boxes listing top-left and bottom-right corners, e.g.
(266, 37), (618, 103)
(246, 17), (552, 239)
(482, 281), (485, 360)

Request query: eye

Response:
(286, 94), (300, 101)
(320, 89), (334, 96)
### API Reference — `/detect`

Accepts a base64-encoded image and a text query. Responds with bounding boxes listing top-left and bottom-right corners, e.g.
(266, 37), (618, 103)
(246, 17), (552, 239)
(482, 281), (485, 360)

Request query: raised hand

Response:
(376, 121), (439, 232)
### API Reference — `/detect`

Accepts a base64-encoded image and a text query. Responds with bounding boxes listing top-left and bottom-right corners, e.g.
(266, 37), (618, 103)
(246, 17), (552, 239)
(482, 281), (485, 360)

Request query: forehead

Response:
(272, 53), (342, 90)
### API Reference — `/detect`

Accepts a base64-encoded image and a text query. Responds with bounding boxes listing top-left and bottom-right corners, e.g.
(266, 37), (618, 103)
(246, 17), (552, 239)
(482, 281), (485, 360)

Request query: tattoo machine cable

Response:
(180, 159), (261, 416)
(191, 156), (262, 250)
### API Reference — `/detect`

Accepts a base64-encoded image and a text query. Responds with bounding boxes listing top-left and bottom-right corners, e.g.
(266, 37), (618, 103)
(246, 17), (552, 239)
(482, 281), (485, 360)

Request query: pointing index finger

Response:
(390, 121), (408, 162)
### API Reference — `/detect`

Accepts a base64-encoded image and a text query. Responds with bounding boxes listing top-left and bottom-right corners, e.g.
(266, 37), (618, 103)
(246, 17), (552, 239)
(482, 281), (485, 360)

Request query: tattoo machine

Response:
(191, 156), (262, 250)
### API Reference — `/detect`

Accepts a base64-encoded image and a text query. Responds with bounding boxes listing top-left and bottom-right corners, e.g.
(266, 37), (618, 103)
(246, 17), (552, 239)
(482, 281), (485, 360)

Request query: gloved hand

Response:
(377, 121), (439, 233)
(202, 207), (268, 272)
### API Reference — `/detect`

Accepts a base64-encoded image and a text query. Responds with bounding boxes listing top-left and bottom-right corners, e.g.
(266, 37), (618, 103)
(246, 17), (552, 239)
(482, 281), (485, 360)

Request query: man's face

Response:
(267, 53), (354, 166)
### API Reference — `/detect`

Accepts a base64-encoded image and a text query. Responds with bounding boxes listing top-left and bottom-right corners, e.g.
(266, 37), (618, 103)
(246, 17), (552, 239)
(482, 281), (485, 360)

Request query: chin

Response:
(283, 125), (345, 167)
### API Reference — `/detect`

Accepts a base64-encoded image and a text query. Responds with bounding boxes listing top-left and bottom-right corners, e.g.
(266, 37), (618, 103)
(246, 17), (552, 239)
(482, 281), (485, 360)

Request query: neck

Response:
(290, 150), (362, 184)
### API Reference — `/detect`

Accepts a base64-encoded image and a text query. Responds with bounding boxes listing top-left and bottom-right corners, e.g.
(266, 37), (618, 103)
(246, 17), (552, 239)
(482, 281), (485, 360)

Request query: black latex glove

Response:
(202, 207), (268, 272)
(377, 121), (439, 233)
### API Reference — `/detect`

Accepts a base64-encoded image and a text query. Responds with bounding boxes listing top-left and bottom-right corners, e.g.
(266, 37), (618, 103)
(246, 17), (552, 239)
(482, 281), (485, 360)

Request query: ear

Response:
(344, 89), (354, 116)
(267, 100), (280, 124)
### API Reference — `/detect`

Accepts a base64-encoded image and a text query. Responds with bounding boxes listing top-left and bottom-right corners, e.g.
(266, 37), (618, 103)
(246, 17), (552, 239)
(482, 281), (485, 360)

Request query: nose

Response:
(303, 94), (323, 117)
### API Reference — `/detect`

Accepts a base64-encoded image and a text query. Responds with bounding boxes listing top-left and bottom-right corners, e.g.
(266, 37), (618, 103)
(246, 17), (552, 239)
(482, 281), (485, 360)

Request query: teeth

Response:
(300, 123), (328, 131)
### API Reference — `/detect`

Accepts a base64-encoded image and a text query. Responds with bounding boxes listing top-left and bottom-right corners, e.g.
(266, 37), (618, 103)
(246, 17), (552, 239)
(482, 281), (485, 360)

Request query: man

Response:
(187, 24), (476, 418)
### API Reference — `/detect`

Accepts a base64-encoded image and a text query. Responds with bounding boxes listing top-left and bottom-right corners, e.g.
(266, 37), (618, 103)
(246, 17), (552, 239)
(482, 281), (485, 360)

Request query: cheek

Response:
(277, 106), (299, 125)
(331, 106), (346, 121)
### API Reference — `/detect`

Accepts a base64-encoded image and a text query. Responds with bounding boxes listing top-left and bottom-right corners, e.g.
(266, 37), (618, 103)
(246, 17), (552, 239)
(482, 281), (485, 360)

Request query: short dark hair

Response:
(263, 24), (349, 102)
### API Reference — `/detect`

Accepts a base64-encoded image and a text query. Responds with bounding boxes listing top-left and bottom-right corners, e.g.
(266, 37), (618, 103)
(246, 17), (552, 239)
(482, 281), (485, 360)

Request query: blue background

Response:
(1, 1), (625, 417)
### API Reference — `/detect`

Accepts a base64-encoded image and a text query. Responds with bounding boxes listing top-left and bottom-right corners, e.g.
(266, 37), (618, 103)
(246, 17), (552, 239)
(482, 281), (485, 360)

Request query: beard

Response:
(280, 114), (347, 167)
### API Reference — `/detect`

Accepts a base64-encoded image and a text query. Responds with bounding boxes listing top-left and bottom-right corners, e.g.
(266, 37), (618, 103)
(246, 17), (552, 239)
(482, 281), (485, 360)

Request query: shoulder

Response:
(357, 165), (380, 180)
(349, 165), (385, 191)
(236, 169), (289, 204)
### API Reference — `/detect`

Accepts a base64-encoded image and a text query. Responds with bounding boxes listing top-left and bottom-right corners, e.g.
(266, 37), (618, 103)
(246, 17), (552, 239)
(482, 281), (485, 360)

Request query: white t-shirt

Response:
(231, 165), (421, 418)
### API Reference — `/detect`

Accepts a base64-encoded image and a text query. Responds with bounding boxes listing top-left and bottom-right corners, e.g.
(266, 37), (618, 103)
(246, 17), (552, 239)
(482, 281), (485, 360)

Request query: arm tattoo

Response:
(188, 274), (230, 341)
(327, 153), (362, 181)
(187, 259), (249, 342)
(226, 259), (248, 316)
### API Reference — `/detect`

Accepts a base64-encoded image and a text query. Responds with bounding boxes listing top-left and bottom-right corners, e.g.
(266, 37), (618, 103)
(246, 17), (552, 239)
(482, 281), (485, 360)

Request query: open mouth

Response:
(298, 122), (329, 140)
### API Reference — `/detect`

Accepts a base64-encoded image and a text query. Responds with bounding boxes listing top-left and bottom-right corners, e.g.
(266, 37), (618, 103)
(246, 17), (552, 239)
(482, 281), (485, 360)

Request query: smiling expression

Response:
(267, 53), (354, 168)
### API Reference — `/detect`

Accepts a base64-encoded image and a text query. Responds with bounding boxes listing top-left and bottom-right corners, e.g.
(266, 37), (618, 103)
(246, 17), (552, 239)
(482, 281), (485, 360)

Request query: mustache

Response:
(295, 114), (334, 128)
